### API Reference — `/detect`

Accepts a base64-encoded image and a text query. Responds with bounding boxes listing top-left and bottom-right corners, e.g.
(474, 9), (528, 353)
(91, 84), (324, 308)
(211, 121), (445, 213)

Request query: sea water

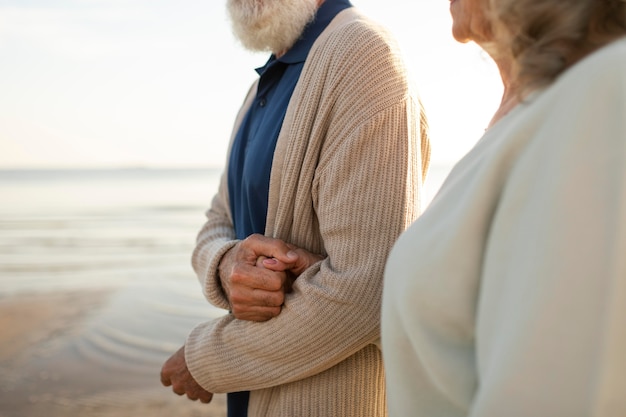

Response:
(0, 168), (222, 296)
(0, 166), (450, 295)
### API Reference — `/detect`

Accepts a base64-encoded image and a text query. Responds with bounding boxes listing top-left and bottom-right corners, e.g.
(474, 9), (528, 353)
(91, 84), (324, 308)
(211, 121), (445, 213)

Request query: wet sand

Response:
(0, 290), (226, 417)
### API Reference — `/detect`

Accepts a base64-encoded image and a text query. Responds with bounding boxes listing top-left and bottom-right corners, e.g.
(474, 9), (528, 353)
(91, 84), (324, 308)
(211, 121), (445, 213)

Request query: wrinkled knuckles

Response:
(243, 233), (264, 246)
(264, 291), (285, 307)
(229, 265), (249, 285)
(261, 274), (285, 292)
(228, 289), (248, 305)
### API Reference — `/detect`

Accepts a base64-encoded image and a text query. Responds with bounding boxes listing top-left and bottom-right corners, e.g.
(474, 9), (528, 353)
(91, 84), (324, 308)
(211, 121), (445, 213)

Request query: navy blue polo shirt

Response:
(227, 0), (352, 241)
(225, 1), (352, 416)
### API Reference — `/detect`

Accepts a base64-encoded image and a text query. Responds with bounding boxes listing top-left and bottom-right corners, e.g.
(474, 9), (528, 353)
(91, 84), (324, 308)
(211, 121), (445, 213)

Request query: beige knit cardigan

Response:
(185, 7), (430, 417)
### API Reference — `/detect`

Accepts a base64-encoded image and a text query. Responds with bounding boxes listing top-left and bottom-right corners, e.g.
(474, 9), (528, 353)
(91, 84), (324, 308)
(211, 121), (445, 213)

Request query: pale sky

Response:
(0, 0), (502, 169)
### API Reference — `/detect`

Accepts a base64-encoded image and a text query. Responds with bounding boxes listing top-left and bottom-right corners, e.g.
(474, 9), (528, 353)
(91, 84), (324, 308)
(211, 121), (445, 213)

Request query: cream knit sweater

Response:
(383, 37), (626, 417)
(185, 7), (430, 417)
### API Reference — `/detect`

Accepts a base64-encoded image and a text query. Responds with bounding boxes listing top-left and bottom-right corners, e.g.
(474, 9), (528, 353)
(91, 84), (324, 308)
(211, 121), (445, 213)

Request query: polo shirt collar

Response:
(280, 0), (352, 64)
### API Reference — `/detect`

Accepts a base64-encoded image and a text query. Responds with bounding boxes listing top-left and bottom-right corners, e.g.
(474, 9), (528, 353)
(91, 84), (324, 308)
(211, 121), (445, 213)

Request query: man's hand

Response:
(160, 346), (213, 404)
(218, 234), (324, 322)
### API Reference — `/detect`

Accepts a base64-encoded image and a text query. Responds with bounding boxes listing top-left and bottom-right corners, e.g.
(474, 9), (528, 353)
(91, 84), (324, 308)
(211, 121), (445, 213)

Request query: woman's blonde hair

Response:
(489, 0), (626, 95)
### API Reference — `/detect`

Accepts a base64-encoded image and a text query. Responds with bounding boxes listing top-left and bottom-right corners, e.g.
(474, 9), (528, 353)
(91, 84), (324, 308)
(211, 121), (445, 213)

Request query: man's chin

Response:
(227, 0), (318, 55)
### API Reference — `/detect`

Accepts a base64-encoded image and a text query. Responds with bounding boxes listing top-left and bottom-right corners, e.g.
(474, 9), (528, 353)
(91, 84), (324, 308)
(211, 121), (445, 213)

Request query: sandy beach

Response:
(0, 290), (226, 417)
(0, 169), (231, 417)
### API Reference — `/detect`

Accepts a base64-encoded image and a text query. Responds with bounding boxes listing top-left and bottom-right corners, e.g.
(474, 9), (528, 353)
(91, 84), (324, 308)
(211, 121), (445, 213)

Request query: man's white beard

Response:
(227, 0), (319, 54)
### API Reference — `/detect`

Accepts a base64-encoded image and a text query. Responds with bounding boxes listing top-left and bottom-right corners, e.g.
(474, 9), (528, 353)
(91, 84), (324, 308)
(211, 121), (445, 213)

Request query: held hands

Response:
(160, 237), (322, 401)
(219, 234), (323, 322)
(160, 345), (213, 404)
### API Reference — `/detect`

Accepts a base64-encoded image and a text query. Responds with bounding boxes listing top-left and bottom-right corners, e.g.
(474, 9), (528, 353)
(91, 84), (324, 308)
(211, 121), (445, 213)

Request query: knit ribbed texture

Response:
(188, 7), (430, 417)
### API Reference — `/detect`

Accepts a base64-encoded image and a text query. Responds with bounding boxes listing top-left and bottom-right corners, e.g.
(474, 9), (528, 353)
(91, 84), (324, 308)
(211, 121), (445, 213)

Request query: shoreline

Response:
(0, 289), (226, 417)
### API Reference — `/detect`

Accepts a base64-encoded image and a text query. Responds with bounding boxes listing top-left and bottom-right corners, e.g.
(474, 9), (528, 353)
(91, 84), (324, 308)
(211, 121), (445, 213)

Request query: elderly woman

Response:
(382, 0), (626, 416)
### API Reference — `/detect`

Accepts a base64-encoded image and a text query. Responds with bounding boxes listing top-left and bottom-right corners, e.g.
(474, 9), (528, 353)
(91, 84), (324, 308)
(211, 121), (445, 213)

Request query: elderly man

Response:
(160, 0), (430, 416)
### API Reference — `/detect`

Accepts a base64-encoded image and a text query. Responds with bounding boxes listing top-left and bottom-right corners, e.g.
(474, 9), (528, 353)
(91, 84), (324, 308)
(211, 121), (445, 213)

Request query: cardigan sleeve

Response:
(191, 82), (258, 310)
